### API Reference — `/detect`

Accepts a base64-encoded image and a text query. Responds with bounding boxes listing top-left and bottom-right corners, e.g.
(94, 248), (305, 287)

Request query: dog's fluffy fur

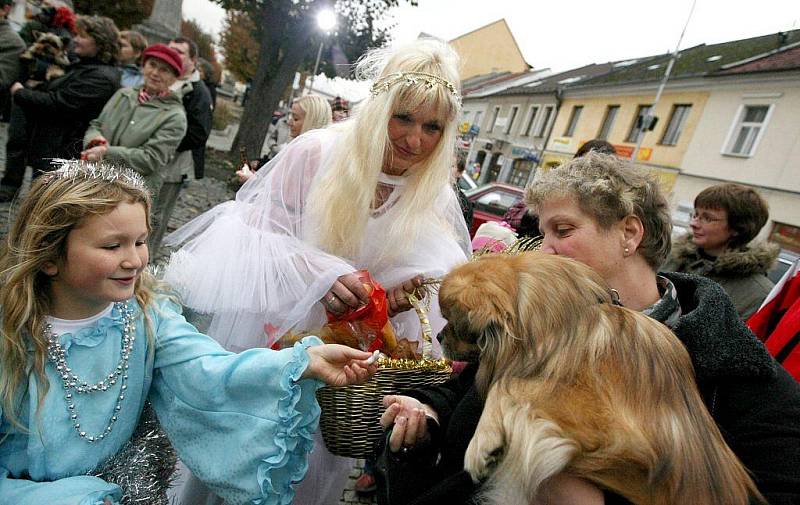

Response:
(438, 252), (762, 505)
(20, 32), (71, 87)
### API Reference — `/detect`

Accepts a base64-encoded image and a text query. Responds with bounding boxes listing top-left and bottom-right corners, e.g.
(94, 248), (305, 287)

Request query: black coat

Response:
(13, 58), (119, 169)
(178, 78), (212, 179)
(376, 273), (800, 505)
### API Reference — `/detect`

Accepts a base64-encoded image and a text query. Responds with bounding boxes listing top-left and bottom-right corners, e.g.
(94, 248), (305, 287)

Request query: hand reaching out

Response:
(380, 394), (439, 452)
(302, 343), (377, 386)
(320, 272), (371, 315)
(387, 275), (424, 317)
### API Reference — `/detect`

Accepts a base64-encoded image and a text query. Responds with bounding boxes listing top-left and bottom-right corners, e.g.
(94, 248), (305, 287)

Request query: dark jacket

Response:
(376, 273), (800, 505)
(664, 234), (779, 320)
(177, 76), (212, 179)
(13, 57), (119, 168)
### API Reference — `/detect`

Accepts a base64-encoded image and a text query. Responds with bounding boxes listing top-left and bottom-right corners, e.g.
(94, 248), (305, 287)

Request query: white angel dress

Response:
(164, 127), (470, 504)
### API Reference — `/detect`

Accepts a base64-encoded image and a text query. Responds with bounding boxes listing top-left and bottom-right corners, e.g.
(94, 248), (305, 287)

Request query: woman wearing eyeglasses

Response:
(663, 183), (779, 320)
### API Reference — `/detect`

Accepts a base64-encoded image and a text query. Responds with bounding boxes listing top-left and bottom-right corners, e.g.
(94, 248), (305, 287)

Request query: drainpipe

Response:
(534, 88), (562, 177)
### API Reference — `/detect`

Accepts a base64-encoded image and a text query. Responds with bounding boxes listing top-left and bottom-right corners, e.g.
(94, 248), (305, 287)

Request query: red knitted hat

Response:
(142, 44), (183, 76)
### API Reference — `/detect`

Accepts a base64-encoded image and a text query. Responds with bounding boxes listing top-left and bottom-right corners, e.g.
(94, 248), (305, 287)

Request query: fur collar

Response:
(670, 234), (779, 277)
(660, 271), (776, 381)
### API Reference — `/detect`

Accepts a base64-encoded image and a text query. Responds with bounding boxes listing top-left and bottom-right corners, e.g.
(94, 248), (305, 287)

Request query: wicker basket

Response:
(316, 289), (452, 458)
(316, 361), (451, 458)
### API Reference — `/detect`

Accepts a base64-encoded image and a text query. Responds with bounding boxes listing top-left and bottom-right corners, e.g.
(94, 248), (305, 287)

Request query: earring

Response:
(624, 247), (630, 255)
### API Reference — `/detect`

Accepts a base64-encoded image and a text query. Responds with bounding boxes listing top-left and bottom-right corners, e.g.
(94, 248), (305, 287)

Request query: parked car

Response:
(465, 182), (524, 237)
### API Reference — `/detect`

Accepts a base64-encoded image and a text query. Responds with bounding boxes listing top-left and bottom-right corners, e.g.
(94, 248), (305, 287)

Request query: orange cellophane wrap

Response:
(318, 270), (400, 355)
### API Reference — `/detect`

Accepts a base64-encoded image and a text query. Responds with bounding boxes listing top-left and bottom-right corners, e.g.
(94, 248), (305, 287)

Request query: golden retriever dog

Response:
(437, 252), (762, 505)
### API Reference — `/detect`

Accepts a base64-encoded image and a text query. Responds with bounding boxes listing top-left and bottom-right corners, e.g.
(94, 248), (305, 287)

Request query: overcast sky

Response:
(183, 0), (799, 73)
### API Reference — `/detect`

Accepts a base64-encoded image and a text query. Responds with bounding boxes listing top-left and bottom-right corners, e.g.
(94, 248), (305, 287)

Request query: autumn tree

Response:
(219, 10), (259, 82)
(182, 19), (223, 82)
(213, 0), (416, 159)
(73, 0), (154, 29)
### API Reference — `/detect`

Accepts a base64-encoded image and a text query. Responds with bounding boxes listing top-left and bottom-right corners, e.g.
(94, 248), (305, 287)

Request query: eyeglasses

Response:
(689, 211), (726, 224)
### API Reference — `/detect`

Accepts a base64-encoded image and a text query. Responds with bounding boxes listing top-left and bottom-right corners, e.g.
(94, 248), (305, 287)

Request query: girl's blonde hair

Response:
(305, 39), (462, 262)
(0, 161), (161, 429)
(293, 94), (332, 135)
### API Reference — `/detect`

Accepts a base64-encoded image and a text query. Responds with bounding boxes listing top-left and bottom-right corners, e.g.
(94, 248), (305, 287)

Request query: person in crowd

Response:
(503, 138), (615, 239)
(18, 0), (75, 46)
(168, 37), (213, 179)
(142, 37), (213, 254)
(164, 38), (470, 505)
(118, 30), (147, 88)
(331, 95), (350, 122)
(663, 183), (779, 320)
(377, 152), (800, 505)
(0, 160), (377, 505)
(0, 0), (24, 120)
(197, 57), (217, 109)
(0, 14), (119, 202)
(245, 94), (332, 179)
(259, 110), (291, 162)
(454, 157), (474, 230)
(81, 43), (186, 194)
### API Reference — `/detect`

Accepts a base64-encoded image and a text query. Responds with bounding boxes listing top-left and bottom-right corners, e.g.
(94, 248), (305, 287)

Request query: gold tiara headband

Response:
(370, 71), (461, 104)
(44, 159), (148, 193)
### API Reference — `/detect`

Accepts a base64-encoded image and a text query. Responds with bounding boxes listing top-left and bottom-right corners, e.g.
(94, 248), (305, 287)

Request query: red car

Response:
(465, 183), (524, 237)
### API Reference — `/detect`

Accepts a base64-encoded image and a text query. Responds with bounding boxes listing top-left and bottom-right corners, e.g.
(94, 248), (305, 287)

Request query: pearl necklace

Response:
(45, 301), (136, 443)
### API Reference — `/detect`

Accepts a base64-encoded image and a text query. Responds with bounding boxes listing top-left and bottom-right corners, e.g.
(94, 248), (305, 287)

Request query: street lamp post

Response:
(305, 9), (336, 95)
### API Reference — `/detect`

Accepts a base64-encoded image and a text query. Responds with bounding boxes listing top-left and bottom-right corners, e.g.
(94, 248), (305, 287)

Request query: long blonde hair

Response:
(0, 161), (161, 429)
(293, 94), (332, 135)
(305, 39), (462, 262)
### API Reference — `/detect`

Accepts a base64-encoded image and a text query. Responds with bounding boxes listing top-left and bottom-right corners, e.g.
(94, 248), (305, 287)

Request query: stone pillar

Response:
(134, 0), (183, 45)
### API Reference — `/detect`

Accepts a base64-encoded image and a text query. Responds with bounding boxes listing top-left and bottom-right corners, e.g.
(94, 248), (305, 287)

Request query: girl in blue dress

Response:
(0, 160), (377, 505)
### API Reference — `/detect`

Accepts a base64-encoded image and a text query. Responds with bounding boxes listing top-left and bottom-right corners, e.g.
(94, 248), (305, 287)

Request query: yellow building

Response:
(543, 90), (711, 192)
(448, 19), (530, 80)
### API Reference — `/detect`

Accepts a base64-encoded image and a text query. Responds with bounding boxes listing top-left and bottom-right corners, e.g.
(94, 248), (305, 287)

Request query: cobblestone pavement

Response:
(0, 123), (375, 504)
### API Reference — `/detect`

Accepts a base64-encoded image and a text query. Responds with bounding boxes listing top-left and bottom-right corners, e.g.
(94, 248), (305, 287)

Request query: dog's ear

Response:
(59, 36), (70, 49)
(474, 321), (508, 397)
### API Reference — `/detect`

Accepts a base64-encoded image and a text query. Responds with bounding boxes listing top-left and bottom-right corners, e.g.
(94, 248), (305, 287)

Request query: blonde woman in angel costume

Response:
(164, 39), (470, 504)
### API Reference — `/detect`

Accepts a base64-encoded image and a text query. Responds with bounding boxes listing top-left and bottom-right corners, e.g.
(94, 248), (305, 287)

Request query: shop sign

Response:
(551, 136), (573, 153)
(458, 121), (471, 134)
(613, 144), (653, 161)
(511, 146), (539, 162)
(469, 124), (480, 135)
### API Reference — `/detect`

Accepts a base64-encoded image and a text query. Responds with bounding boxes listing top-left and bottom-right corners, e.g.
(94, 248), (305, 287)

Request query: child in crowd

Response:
(0, 160), (376, 505)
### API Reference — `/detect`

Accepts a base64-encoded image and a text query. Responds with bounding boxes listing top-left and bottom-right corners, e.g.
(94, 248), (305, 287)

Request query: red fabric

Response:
(53, 7), (77, 34)
(748, 261), (800, 381)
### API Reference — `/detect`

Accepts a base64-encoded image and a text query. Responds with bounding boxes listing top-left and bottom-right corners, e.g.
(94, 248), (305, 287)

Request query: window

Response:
(535, 106), (554, 137)
(563, 105), (583, 137)
(508, 159), (535, 187)
(724, 105), (771, 156)
(473, 111), (483, 130)
(505, 106), (519, 134)
(462, 111), (472, 122)
(488, 106), (501, 132)
(597, 105), (619, 140)
(625, 104), (653, 143)
(660, 104), (692, 145)
(522, 106), (539, 136)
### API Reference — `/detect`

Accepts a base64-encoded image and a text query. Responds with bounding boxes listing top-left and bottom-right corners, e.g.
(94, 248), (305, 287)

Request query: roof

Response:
(575, 29), (800, 88)
(716, 43), (800, 75)
(464, 68), (552, 98)
(492, 61), (624, 96)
